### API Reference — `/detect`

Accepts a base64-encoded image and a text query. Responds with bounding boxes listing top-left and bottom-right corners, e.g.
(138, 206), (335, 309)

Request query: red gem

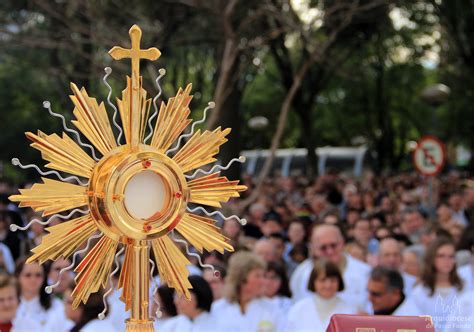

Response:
(175, 192), (182, 199)
(144, 224), (152, 232)
(142, 160), (151, 168)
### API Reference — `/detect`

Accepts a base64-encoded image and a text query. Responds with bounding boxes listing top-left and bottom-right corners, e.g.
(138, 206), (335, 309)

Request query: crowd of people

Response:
(1, 170), (474, 331)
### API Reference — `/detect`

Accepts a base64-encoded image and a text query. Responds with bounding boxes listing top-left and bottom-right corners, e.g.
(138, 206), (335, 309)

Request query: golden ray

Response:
(70, 83), (117, 155)
(151, 236), (192, 299)
(187, 172), (247, 208)
(116, 76), (152, 145)
(173, 127), (231, 173)
(27, 215), (97, 264)
(150, 84), (192, 152)
(26, 130), (96, 179)
(175, 213), (233, 254)
(9, 178), (87, 216)
(72, 236), (118, 308)
(118, 244), (133, 311)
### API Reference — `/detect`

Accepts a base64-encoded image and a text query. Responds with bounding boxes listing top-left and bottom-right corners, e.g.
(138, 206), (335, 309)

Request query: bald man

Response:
(290, 224), (371, 308)
(377, 238), (417, 296)
(253, 238), (278, 263)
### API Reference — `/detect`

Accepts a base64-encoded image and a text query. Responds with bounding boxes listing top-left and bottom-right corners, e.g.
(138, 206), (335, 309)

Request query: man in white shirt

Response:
(290, 224), (371, 308)
(368, 267), (421, 316)
(378, 238), (417, 295)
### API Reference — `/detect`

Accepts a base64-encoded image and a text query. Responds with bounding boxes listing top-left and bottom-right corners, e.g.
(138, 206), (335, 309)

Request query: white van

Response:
(241, 146), (369, 177)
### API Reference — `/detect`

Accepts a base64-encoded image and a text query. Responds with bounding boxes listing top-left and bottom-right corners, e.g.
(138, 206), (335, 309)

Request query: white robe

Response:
(160, 312), (215, 332)
(286, 295), (357, 331)
(442, 290), (474, 332)
(290, 254), (371, 309)
(392, 297), (422, 316)
(458, 264), (473, 291)
(402, 272), (417, 296)
(214, 298), (280, 332)
(13, 296), (73, 332)
(0, 242), (14, 273)
(409, 284), (467, 332)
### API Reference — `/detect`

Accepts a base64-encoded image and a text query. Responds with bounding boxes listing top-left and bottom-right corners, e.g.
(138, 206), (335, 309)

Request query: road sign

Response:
(413, 136), (445, 176)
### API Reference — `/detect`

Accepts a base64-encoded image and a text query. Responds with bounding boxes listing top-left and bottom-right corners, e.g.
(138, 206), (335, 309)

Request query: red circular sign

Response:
(412, 136), (445, 176)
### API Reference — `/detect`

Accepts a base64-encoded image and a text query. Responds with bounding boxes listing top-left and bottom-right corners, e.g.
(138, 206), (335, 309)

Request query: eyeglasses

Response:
(22, 272), (43, 278)
(368, 290), (384, 297)
(435, 254), (455, 260)
(318, 242), (339, 252)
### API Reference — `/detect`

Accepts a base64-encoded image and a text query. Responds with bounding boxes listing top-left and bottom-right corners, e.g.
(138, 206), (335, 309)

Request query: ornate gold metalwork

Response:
(10, 24), (246, 331)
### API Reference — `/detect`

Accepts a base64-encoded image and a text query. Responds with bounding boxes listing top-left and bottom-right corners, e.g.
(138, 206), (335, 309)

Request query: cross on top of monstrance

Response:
(9, 24), (246, 332)
(109, 24), (161, 86)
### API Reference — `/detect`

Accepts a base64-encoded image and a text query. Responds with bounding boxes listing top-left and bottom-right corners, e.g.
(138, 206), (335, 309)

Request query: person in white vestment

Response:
(286, 260), (357, 331)
(367, 266), (421, 316)
(152, 284), (178, 331)
(263, 261), (292, 313)
(164, 275), (215, 332)
(215, 251), (280, 332)
(378, 238), (417, 295)
(290, 224), (371, 309)
(64, 281), (115, 332)
(409, 238), (466, 332)
(13, 258), (72, 332)
(202, 264), (227, 314)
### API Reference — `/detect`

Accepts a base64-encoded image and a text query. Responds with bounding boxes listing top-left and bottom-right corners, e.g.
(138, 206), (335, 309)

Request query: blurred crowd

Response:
(1, 170), (474, 331)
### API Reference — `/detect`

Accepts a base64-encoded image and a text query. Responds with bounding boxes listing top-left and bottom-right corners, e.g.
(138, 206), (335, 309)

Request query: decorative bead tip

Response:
(213, 270), (221, 278)
(98, 313), (105, 320)
(11, 158), (19, 166)
(208, 101), (216, 108)
(9, 224), (18, 232)
(42, 101), (51, 108)
(159, 68), (166, 75)
(240, 219), (248, 226)
(45, 286), (53, 294)
(239, 156), (246, 162)
(104, 67), (112, 75)
(156, 310), (162, 319)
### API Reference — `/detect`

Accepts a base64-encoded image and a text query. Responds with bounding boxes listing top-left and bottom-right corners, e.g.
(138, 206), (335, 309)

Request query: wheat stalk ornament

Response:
(9, 25), (246, 331)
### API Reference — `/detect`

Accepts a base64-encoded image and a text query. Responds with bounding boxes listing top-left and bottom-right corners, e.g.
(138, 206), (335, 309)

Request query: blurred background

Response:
(0, 0), (472, 182)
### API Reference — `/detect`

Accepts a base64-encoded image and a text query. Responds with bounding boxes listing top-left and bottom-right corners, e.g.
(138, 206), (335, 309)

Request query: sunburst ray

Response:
(175, 213), (233, 254)
(173, 127), (231, 173)
(150, 84), (192, 152)
(70, 83), (117, 155)
(151, 236), (192, 299)
(118, 244), (133, 311)
(26, 130), (96, 179)
(72, 236), (118, 307)
(9, 178), (87, 216)
(116, 76), (152, 145)
(187, 172), (247, 207)
(27, 215), (97, 264)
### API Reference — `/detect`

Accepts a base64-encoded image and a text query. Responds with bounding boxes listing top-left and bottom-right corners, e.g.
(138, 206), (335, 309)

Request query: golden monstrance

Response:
(9, 24), (246, 331)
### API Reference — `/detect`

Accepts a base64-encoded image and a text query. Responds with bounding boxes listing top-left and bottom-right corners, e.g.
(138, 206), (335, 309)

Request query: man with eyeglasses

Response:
(290, 224), (370, 309)
(367, 267), (420, 316)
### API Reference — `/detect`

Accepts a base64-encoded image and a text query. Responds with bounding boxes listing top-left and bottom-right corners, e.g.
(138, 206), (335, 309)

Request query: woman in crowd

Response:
(215, 251), (279, 332)
(263, 261), (292, 312)
(286, 260), (357, 331)
(13, 257), (68, 331)
(0, 273), (18, 332)
(164, 275), (214, 331)
(64, 281), (114, 332)
(410, 237), (465, 331)
(152, 284), (178, 331)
